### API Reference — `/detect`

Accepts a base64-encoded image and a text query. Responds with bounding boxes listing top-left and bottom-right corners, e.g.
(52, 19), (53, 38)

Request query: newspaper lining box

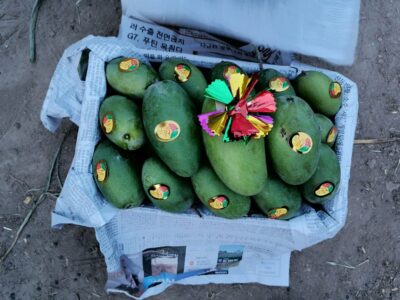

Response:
(41, 36), (358, 299)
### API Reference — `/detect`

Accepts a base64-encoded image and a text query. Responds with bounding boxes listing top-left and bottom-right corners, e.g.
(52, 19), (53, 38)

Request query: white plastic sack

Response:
(121, 0), (360, 65)
(41, 36), (358, 299)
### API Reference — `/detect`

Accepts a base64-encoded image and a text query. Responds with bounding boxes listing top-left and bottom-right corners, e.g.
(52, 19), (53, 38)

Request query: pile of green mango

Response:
(92, 56), (342, 220)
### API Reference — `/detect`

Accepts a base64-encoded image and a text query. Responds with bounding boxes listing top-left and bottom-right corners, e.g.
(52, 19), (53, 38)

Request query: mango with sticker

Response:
(201, 99), (268, 196)
(301, 144), (341, 204)
(253, 175), (302, 220)
(92, 140), (144, 208)
(266, 95), (321, 185)
(99, 95), (145, 150)
(191, 164), (250, 219)
(210, 61), (245, 83)
(106, 57), (159, 100)
(142, 80), (202, 177)
(292, 70), (342, 117)
(159, 58), (207, 107)
(256, 68), (296, 97)
(142, 157), (194, 213)
(315, 113), (337, 147)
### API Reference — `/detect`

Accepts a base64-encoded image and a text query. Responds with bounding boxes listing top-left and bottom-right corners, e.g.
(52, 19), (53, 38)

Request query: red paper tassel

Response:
(247, 90), (276, 113)
(230, 114), (259, 138)
(229, 99), (248, 118)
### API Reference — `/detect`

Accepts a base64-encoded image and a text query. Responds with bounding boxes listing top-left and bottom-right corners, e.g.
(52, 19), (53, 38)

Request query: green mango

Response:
(253, 176), (302, 220)
(301, 144), (341, 204)
(99, 95), (145, 150)
(142, 157), (194, 213)
(142, 80), (202, 177)
(202, 99), (267, 196)
(209, 61), (261, 99)
(191, 164), (251, 219)
(106, 57), (159, 99)
(315, 113), (337, 147)
(292, 71), (342, 117)
(267, 95), (321, 185)
(92, 140), (144, 208)
(256, 68), (296, 97)
(159, 58), (207, 106)
(210, 61), (245, 83)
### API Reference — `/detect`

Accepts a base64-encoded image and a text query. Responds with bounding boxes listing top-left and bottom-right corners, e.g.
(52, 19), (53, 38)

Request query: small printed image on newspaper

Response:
(102, 233), (290, 299)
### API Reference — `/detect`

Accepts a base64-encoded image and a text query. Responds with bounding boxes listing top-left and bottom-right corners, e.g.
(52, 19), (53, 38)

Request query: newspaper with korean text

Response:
(118, 15), (293, 66)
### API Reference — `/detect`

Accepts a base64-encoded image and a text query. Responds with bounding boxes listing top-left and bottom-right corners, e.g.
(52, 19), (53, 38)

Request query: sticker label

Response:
(326, 126), (337, 144)
(149, 184), (170, 200)
(154, 121), (181, 142)
(102, 112), (114, 134)
(315, 182), (335, 197)
(269, 76), (290, 92)
(174, 64), (191, 82)
(329, 81), (342, 98)
(96, 160), (108, 182)
(223, 65), (241, 81)
(119, 58), (140, 72)
(267, 207), (288, 219)
(290, 132), (313, 154)
(208, 195), (229, 210)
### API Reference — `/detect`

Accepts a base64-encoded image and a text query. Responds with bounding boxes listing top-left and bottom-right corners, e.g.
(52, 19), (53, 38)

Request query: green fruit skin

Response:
(191, 164), (251, 219)
(315, 113), (337, 147)
(256, 68), (296, 97)
(159, 58), (208, 107)
(292, 71), (342, 117)
(106, 57), (159, 99)
(92, 140), (145, 208)
(253, 176), (302, 220)
(210, 61), (245, 83)
(202, 99), (267, 196)
(301, 144), (341, 204)
(142, 80), (202, 177)
(142, 157), (194, 213)
(267, 95), (321, 185)
(99, 95), (145, 150)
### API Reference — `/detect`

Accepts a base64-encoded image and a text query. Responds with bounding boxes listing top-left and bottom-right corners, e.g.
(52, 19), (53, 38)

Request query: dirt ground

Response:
(0, 1), (399, 299)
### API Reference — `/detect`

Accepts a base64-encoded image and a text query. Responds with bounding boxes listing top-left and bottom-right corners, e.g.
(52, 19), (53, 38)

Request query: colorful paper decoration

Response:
(198, 72), (276, 142)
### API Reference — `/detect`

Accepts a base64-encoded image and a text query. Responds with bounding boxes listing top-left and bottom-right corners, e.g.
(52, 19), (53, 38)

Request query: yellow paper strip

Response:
(229, 73), (252, 99)
(240, 75), (252, 99)
(247, 115), (273, 138)
(229, 73), (244, 98)
(208, 112), (228, 136)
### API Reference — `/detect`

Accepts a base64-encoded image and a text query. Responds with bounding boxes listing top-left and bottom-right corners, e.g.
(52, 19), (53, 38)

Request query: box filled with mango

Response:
(93, 56), (345, 220)
(41, 36), (358, 295)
